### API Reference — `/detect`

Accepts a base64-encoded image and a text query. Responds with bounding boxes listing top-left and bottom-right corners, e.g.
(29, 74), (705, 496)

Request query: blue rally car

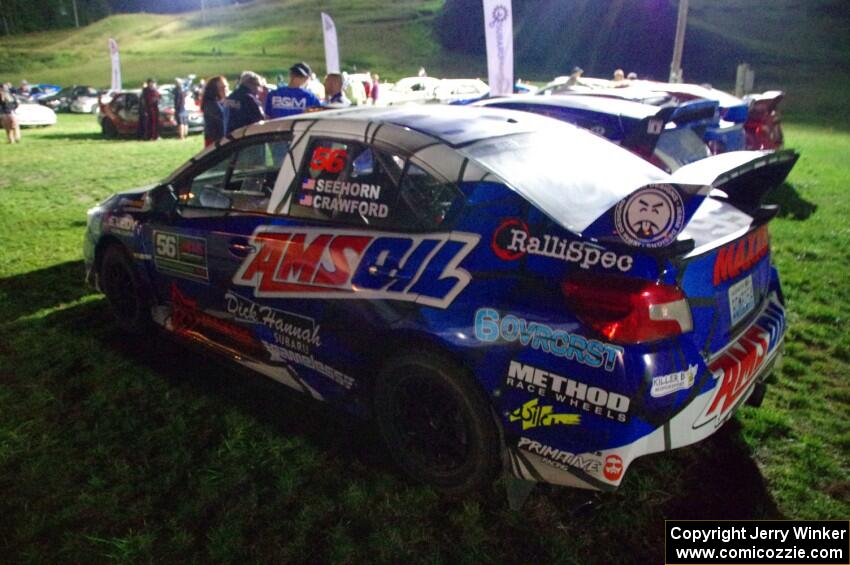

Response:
(84, 106), (796, 495)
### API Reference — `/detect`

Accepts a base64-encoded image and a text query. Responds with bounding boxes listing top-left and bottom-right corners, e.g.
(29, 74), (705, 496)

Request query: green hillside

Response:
(0, 0), (847, 123)
(0, 0), (462, 87)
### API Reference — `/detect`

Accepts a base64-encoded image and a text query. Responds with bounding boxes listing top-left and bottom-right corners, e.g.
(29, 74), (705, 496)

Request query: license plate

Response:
(728, 275), (755, 326)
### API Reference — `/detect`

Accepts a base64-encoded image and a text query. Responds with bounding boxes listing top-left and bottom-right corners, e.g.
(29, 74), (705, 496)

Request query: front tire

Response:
(101, 118), (117, 138)
(99, 244), (152, 334)
(374, 351), (500, 496)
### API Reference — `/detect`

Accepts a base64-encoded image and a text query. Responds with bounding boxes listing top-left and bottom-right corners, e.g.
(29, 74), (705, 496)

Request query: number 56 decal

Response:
(310, 147), (348, 173)
(153, 231), (209, 281)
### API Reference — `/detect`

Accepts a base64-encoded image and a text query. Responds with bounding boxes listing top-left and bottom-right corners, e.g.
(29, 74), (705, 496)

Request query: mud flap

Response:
(504, 474), (537, 511)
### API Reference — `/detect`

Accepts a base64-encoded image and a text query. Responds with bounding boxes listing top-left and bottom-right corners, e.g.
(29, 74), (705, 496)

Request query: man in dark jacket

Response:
(141, 78), (161, 140)
(224, 71), (265, 134)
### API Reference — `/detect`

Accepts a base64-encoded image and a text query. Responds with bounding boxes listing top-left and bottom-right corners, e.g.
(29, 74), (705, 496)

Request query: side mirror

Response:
(151, 184), (179, 222)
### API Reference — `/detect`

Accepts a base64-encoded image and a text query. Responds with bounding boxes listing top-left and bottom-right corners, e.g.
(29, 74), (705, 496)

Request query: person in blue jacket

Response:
(224, 71), (265, 134)
(265, 62), (322, 119)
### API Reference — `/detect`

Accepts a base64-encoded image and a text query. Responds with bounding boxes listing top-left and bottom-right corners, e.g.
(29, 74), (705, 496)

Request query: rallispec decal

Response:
(650, 364), (698, 398)
(603, 454), (624, 481)
(474, 309), (624, 371)
(693, 300), (784, 430)
(614, 184), (684, 248)
(509, 398), (580, 431)
(233, 227), (479, 309)
(153, 230), (209, 281)
(491, 218), (633, 272)
(170, 285), (261, 355)
(517, 437), (602, 473)
(713, 226), (769, 285)
(299, 177), (389, 219)
(506, 361), (631, 423)
(225, 292), (320, 355)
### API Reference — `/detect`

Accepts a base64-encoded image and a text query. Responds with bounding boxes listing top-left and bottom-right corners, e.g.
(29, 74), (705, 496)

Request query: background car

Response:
(84, 106), (794, 495)
(380, 76), (442, 105)
(743, 90), (786, 150)
(474, 94), (717, 171)
(97, 86), (203, 137)
(14, 95), (57, 127)
(39, 85), (100, 112)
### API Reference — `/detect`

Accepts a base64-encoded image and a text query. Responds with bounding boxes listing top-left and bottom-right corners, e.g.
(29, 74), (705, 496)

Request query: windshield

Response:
(459, 125), (669, 232)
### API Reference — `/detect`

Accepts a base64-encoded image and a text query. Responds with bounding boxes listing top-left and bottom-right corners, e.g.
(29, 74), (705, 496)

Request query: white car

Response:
(14, 96), (57, 127)
(433, 78), (490, 103)
(381, 76), (442, 106)
(70, 95), (100, 114)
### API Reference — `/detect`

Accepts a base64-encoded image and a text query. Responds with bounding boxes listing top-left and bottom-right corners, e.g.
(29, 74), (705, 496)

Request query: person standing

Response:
(201, 76), (229, 147)
(224, 71), (265, 134)
(265, 62), (321, 119)
(323, 73), (350, 107)
(141, 78), (161, 140)
(173, 79), (188, 141)
(0, 83), (21, 144)
(370, 73), (380, 106)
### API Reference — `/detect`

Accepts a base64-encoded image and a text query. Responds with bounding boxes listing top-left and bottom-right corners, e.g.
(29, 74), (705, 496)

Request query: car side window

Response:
(288, 139), (403, 228)
(179, 138), (290, 213)
(398, 163), (464, 230)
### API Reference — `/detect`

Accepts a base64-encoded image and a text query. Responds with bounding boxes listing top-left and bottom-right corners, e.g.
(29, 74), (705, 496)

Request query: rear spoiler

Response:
(621, 99), (717, 160)
(578, 150), (798, 256)
(744, 91), (785, 116)
(670, 149), (799, 209)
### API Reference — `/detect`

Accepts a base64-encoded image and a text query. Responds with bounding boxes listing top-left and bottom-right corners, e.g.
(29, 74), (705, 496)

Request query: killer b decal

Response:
(233, 227), (479, 309)
(614, 184), (684, 248)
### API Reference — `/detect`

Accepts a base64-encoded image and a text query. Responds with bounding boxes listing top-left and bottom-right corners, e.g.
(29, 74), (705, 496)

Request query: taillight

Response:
(562, 274), (693, 344)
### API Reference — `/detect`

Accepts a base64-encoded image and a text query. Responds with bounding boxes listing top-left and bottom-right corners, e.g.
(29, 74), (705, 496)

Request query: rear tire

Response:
(101, 118), (117, 138)
(99, 244), (152, 334)
(374, 351), (500, 496)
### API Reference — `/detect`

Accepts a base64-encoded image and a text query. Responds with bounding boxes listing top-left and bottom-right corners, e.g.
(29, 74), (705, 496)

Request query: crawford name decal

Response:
(506, 361), (631, 423)
(233, 227), (480, 309)
(491, 218), (634, 272)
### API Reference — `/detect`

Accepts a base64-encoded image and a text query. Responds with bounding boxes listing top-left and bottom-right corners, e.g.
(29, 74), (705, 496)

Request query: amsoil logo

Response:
(713, 225), (769, 285)
(233, 227), (479, 309)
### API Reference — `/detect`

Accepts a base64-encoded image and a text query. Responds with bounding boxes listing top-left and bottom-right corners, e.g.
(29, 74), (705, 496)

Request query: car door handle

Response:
(228, 239), (255, 257)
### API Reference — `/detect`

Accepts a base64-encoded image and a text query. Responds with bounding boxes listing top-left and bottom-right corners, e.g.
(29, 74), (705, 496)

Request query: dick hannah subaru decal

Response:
(474, 308), (623, 371)
(506, 361), (631, 423)
(233, 227), (479, 309)
(614, 184), (684, 248)
(491, 218), (634, 272)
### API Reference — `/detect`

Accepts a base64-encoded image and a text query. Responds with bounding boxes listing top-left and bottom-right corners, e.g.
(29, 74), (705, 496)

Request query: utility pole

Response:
(71, 0), (79, 28)
(669, 0), (689, 83)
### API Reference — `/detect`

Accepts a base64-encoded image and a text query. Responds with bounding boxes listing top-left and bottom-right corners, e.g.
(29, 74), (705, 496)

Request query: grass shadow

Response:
(35, 131), (109, 142)
(765, 182), (818, 220)
(0, 260), (91, 324)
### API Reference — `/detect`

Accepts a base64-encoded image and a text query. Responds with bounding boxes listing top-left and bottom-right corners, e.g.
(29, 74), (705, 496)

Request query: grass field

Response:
(0, 115), (847, 563)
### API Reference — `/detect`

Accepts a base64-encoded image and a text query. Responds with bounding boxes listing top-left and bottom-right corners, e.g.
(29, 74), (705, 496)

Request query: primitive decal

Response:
(153, 231), (209, 281)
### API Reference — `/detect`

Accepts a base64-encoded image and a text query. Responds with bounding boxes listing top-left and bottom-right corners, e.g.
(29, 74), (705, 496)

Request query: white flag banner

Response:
(321, 12), (340, 74)
(482, 0), (513, 97)
(108, 38), (122, 92)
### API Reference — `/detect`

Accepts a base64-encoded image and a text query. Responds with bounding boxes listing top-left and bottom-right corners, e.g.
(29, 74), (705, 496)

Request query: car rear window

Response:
(458, 125), (668, 232)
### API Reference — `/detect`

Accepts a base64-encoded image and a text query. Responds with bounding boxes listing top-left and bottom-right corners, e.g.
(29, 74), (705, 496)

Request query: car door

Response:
(144, 134), (291, 359)
(226, 134), (468, 405)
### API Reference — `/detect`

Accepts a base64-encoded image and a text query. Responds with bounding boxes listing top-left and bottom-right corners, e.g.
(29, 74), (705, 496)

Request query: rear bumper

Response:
(508, 294), (785, 490)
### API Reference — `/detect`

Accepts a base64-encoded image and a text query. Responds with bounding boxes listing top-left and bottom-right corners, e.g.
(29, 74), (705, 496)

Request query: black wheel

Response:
(101, 118), (117, 138)
(374, 352), (500, 495)
(99, 244), (152, 333)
